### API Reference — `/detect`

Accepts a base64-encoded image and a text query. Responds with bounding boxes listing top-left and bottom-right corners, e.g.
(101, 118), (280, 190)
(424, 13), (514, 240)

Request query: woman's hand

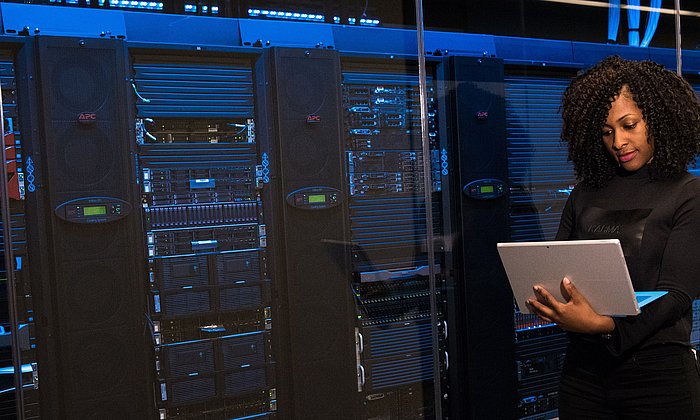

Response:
(526, 277), (615, 335)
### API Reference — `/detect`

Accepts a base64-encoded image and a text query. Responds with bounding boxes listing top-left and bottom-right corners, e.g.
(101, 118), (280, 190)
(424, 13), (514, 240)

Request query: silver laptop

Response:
(497, 239), (666, 316)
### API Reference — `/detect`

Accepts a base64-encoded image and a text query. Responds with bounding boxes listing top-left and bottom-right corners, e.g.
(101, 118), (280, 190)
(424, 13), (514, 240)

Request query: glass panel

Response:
(0, 1), (698, 419)
(0, 1), (448, 419)
(421, 1), (700, 49)
(419, 1), (700, 420)
(0, 50), (33, 419)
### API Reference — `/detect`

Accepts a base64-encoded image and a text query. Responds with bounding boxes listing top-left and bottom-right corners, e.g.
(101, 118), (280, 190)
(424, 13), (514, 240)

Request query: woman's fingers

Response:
(528, 285), (559, 319)
(560, 277), (572, 301)
(561, 277), (590, 306)
(533, 285), (557, 306)
(526, 299), (553, 323)
(529, 279), (609, 334)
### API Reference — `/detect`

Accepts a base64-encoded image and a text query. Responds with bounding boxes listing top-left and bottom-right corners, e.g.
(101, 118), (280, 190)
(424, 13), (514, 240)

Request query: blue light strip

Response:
(247, 8), (325, 22)
(347, 17), (381, 25)
(0, 364), (33, 375)
(199, 5), (219, 14)
(359, 18), (381, 26)
(515, 322), (557, 332)
(0, 383), (34, 395)
(150, 247), (264, 260)
(109, 0), (163, 10)
(161, 330), (263, 348)
(182, 2), (219, 14)
(231, 412), (272, 420)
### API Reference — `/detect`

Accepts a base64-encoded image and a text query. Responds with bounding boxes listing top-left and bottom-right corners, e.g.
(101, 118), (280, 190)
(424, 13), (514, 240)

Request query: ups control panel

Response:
(55, 197), (131, 223)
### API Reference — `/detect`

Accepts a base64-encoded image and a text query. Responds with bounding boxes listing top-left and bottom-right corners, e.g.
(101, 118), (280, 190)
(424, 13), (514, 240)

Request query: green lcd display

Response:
(83, 205), (107, 216)
(308, 194), (326, 204)
(480, 185), (495, 194)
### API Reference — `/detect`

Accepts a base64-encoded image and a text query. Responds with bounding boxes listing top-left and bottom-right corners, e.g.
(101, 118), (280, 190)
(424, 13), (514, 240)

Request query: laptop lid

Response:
(497, 239), (663, 316)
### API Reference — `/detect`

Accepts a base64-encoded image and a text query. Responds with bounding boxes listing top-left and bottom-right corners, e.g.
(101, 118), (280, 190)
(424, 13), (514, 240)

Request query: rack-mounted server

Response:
(133, 54), (276, 420)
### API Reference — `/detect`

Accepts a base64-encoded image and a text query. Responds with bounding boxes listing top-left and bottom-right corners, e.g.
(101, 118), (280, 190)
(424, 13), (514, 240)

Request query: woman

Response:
(527, 56), (700, 419)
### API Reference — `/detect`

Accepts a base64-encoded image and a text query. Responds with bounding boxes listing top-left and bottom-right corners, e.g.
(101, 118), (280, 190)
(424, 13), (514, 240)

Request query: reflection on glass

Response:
(3, 0), (700, 419)
(343, 63), (445, 418)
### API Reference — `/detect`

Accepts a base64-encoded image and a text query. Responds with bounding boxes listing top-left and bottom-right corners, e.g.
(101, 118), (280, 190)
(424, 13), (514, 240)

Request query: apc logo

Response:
(306, 114), (321, 123)
(78, 113), (97, 124)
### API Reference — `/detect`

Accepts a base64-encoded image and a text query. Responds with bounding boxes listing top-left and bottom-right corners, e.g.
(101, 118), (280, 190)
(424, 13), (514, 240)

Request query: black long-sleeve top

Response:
(556, 166), (700, 356)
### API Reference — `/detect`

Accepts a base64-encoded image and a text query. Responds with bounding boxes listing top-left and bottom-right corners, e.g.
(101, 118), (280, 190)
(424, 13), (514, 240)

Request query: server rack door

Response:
(19, 35), (153, 419)
(255, 46), (358, 419)
(439, 56), (518, 420)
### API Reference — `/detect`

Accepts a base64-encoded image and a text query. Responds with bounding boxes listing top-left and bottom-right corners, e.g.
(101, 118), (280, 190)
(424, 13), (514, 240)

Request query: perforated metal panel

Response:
(132, 56), (254, 118)
(504, 74), (576, 241)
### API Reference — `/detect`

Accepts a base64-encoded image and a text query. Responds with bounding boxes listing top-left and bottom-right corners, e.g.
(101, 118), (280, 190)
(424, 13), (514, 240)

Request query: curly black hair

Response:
(561, 55), (700, 189)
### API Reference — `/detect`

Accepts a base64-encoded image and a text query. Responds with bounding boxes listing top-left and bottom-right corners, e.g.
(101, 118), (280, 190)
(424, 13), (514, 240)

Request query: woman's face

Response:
(602, 88), (654, 172)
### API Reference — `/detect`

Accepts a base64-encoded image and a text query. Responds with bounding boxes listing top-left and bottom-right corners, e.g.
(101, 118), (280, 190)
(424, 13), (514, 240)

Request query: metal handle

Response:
(444, 351), (449, 370)
(191, 239), (218, 251)
(358, 332), (364, 354)
(359, 264), (439, 283)
(200, 325), (226, 333)
(359, 364), (366, 387)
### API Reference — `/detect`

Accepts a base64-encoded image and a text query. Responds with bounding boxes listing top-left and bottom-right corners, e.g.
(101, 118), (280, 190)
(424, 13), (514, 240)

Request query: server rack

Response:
(251, 47), (450, 418)
(438, 56), (518, 420)
(254, 46), (359, 418)
(340, 59), (447, 419)
(132, 52), (277, 419)
(17, 35), (153, 419)
(0, 34), (583, 420)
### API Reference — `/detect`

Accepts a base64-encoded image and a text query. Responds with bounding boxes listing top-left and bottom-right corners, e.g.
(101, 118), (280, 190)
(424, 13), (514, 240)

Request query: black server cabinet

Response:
(256, 49), (449, 419)
(255, 47), (358, 419)
(17, 36), (153, 418)
(438, 56), (518, 419)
